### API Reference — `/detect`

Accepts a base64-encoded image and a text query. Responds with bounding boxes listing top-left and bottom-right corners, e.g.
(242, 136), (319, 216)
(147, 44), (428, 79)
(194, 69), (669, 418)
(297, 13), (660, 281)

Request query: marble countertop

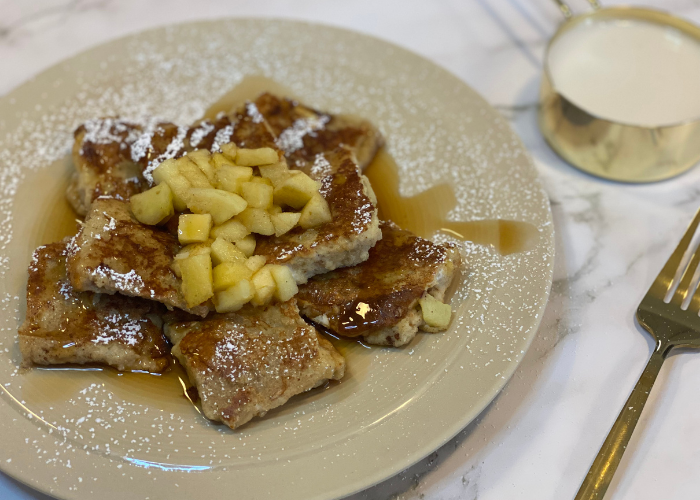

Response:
(3, 0), (700, 499)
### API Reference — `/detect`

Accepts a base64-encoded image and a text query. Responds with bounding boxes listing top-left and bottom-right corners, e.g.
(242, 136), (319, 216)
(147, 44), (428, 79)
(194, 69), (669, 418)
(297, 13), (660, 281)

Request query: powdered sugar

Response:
(143, 125), (188, 184)
(93, 312), (144, 347)
(275, 116), (329, 155)
(310, 153), (333, 178)
(81, 118), (136, 147)
(211, 124), (234, 153)
(246, 102), (264, 124)
(130, 117), (159, 163)
(189, 121), (215, 149)
(91, 267), (145, 295)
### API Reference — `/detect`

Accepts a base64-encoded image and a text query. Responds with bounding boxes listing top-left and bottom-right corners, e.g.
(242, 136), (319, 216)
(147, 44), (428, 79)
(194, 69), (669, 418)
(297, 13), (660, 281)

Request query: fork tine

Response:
(671, 244), (700, 306)
(688, 279), (700, 313)
(647, 207), (700, 299)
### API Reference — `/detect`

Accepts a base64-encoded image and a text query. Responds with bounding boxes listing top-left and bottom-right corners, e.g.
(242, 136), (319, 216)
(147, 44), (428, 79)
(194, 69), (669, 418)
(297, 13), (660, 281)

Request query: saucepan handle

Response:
(550, 0), (602, 20)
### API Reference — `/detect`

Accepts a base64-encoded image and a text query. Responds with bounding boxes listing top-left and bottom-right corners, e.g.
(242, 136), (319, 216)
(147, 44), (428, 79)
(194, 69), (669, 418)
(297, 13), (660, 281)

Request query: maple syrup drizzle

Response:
(364, 148), (539, 255)
(22, 359), (199, 411)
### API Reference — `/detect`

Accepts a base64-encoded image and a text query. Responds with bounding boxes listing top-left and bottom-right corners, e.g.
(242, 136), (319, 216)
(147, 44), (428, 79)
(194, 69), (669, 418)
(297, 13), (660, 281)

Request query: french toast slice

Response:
(19, 241), (169, 372)
(296, 221), (461, 347)
(254, 147), (381, 283)
(252, 92), (384, 172)
(66, 197), (209, 316)
(68, 104), (277, 216)
(164, 300), (345, 430)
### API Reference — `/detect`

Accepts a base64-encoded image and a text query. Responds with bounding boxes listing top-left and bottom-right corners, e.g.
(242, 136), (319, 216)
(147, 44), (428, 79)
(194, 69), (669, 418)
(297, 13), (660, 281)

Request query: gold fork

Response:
(575, 208), (700, 500)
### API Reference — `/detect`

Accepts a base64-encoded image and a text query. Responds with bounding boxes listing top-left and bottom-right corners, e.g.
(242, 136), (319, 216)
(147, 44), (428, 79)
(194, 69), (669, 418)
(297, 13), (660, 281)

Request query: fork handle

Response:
(575, 347), (667, 500)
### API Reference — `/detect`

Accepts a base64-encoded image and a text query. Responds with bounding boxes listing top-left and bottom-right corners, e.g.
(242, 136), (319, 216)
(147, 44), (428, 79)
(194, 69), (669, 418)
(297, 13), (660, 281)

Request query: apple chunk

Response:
(299, 193), (332, 229)
(419, 294), (452, 329)
(250, 265), (277, 306)
(235, 147), (279, 167)
(273, 172), (320, 209)
(235, 235), (257, 257)
(187, 149), (216, 184)
(152, 158), (192, 211)
(245, 255), (267, 273)
(186, 188), (247, 225)
(210, 237), (247, 266)
(210, 219), (250, 242)
(176, 156), (213, 189)
(236, 208), (275, 236)
(210, 152), (236, 169)
(179, 253), (214, 307)
(213, 279), (255, 313)
(269, 265), (298, 302)
(240, 182), (273, 209)
(178, 214), (212, 244)
(258, 161), (290, 187)
(130, 183), (174, 225)
(220, 143), (238, 161)
(271, 212), (301, 236)
(212, 262), (253, 291)
(215, 166), (253, 194)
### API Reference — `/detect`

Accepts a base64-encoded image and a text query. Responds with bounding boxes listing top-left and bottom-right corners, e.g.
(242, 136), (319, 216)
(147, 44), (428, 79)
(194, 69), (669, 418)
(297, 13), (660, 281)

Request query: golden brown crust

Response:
(164, 300), (345, 430)
(296, 221), (459, 345)
(19, 241), (170, 372)
(253, 93), (384, 171)
(254, 147), (381, 281)
(66, 197), (208, 316)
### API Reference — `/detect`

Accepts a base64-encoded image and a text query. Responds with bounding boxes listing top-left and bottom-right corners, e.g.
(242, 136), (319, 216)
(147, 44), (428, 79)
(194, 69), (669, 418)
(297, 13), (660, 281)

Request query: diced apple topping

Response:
(258, 161), (290, 187)
(186, 188), (247, 225)
(210, 219), (250, 242)
(213, 279), (255, 313)
(179, 253), (214, 308)
(271, 212), (301, 236)
(147, 143), (331, 308)
(130, 184), (174, 225)
(176, 157), (213, 189)
(235, 235), (257, 257)
(269, 265), (298, 302)
(419, 294), (452, 329)
(178, 214), (212, 244)
(250, 265), (277, 306)
(176, 242), (212, 260)
(212, 262), (253, 291)
(236, 208), (275, 236)
(235, 147), (279, 167)
(220, 143), (238, 161)
(187, 149), (216, 184)
(240, 182), (273, 209)
(245, 255), (267, 273)
(299, 193), (332, 229)
(210, 237), (247, 266)
(215, 166), (253, 194)
(152, 158), (192, 211)
(273, 172), (320, 209)
(211, 152), (236, 170)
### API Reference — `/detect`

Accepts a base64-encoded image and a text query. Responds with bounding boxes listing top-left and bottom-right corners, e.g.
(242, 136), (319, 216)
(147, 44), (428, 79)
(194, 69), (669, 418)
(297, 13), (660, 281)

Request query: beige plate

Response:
(0, 19), (554, 500)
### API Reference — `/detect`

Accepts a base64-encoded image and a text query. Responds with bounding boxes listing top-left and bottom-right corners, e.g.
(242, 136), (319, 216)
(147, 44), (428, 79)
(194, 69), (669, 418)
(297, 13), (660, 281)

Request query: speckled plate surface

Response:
(0, 19), (554, 500)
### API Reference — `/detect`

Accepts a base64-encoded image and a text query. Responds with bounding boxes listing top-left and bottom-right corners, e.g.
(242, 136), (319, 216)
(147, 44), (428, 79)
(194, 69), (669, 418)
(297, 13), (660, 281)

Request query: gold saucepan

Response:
(540, 3), (700, 182)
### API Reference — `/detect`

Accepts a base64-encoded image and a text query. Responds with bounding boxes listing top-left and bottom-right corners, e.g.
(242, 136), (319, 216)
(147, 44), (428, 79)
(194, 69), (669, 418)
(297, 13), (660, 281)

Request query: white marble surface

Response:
(3, 0), (700, 499)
